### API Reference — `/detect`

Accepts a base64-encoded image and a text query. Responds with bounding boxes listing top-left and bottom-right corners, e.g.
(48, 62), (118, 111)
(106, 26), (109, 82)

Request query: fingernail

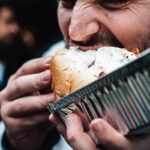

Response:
(49, 114), (58, 127)
(47, 94), (56, 103)
(49, 114), (55, 122)
(44, 57), (52, 66)
(49, 114), (53, 121)
(42, 70), (50, 83)
(91, 119), (103, 133)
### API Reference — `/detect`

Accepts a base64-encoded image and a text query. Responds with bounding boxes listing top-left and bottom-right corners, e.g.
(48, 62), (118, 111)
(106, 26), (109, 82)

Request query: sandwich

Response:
(50, 46), (139, 100)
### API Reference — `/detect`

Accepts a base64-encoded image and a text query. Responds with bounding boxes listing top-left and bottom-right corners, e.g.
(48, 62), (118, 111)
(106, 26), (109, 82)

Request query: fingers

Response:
(2, 93), (56, 117)
(6, 112), (49, 130)
(65, 114), (96, 150)
(50, 113), (96, 150)
(49, 113), (67, 138)
(11, 56), (52, 81)
(90, 119), (132, 150)
(4, 70), (51, 100)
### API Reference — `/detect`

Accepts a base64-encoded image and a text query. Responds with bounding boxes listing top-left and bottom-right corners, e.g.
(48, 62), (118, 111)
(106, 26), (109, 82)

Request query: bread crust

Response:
(50, 48), (96, 99)
(50, 47), (137, 100)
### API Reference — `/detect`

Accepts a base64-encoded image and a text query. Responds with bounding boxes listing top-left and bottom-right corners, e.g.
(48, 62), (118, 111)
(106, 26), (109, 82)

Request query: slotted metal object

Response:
(47, 48), (150, 135)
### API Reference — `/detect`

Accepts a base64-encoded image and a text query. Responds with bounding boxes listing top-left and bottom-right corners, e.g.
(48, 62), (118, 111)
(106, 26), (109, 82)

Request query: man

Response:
(0, 2), (20, 89)
(0, 3), (19, 46)
(0, 0), (150, 149)
(0, 2), (35, 91)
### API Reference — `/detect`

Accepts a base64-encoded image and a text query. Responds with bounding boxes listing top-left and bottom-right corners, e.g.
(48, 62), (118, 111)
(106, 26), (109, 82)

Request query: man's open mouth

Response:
(67, 32), (124, 51)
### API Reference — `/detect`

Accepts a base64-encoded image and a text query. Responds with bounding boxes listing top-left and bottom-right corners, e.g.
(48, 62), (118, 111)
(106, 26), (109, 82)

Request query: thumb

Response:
(90, 119), (131, 150)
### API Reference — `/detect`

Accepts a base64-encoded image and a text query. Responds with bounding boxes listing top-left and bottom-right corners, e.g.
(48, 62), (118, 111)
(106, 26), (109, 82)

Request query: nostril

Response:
(70, 33), (99, 47)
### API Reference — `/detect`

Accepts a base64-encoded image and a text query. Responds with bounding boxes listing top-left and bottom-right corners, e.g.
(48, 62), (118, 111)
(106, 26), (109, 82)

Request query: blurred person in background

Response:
(0, 0), (62, 93)
(0, 1), (34, 90)
(0, 3), (19, 46)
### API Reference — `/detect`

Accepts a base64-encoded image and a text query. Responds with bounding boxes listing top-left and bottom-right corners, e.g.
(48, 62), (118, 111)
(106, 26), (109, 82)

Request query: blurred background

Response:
(0, 0), (62, 90)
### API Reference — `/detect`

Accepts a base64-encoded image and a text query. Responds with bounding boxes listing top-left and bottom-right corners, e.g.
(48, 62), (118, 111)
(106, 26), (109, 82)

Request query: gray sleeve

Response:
(0, 122), (5, 150)
(52, 135), (72, 150)
(43, 40), (65, 57)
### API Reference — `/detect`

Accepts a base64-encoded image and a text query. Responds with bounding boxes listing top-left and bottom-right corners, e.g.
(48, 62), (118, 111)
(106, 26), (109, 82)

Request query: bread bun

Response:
(50, 47), (137, 100)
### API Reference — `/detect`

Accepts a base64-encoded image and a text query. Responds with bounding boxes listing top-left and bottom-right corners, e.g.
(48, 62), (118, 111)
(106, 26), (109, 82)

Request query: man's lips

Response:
(68, 40), (107, 50)
(68, 41), (123, 51)
(68, 36), (124, 51)
(69, 42), (110, 51)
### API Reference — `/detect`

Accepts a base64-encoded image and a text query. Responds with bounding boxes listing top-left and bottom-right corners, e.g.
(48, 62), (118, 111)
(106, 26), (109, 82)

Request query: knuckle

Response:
(1, 103), (9, 120)
(67, 134), (78, 144)
(8, 74), (15, 82)
(19, 64), (28, 75)
(14, 79), (22, 93)
(15, 100), (26, 112)
(38, 97), (48, 109)
(0, 86), (11, 101)
(34, 75), (43, 90)
(5, 117), (14, 127)
(0, 90), (6, 100)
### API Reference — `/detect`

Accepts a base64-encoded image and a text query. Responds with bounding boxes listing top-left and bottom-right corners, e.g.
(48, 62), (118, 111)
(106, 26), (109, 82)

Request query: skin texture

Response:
(50, 0), (150, 150)
(50, 113), (150, 150)
(0, 0), (150, 150)
(58, 0), (150, 51)
(0, 57), (56, 150)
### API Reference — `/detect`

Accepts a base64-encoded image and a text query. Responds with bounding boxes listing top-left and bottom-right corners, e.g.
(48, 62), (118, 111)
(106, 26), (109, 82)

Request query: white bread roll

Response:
(50, 47), (137, 100)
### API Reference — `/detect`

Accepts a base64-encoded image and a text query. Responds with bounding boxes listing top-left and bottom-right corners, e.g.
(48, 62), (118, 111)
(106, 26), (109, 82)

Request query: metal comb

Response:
(47, 48), (150, 135)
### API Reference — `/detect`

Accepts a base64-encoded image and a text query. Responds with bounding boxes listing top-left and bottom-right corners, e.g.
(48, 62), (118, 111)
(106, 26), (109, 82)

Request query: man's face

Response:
(57, 0), (150, 51)
(0, 7), (19, 45)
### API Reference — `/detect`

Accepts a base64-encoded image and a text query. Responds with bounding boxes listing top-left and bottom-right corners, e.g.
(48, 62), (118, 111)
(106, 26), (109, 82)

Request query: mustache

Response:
(67, 33), (124, 49)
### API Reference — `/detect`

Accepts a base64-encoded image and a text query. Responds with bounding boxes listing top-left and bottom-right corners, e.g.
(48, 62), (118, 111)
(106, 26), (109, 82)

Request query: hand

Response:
(50, 113), (150, 150)
(0, 57), (56, 150)
(50, 113), (97, 150)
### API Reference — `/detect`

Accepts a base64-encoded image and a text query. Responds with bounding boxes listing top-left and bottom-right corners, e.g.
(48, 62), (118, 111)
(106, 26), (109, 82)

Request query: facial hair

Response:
(66, 27), (124, 50)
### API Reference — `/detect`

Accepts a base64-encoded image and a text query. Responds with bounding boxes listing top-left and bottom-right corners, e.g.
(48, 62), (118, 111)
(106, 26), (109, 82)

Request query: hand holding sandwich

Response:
(0, 57), (56, 150)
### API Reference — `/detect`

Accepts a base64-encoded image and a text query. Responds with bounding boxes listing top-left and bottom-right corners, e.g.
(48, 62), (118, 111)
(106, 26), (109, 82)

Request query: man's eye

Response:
(98, 0), (129, 9)
(57, 0), (76, 9)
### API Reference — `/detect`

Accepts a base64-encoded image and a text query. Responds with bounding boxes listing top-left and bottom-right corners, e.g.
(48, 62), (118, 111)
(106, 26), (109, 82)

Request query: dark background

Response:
(13, 0), (62, 55)
(0, 0), (62, 89)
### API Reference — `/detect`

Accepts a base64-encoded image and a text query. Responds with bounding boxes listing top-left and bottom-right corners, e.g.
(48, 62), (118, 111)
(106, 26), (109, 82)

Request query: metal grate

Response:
(48, 48), (150, 135)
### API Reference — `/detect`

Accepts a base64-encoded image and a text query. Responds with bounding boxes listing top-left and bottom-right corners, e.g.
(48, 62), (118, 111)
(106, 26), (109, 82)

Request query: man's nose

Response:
(69, 6), (100, 41)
